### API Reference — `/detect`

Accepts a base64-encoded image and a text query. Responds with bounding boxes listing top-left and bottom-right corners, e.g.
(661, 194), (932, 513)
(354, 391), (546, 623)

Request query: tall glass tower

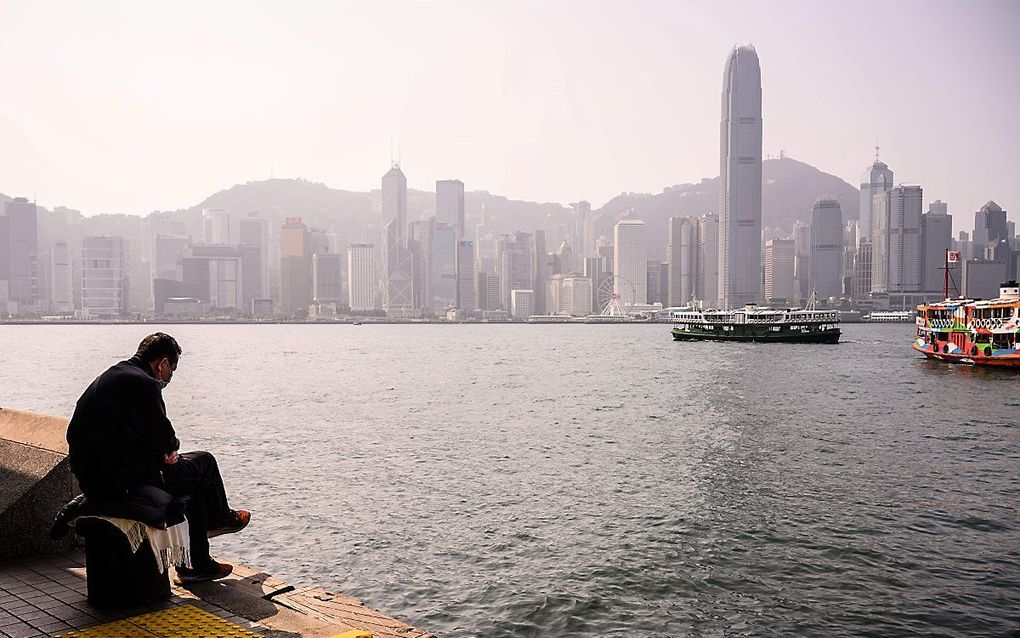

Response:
(718, 45), (762, 309)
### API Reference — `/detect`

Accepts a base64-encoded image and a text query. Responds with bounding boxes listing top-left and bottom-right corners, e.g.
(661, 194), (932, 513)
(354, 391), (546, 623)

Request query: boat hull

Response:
(672, 327), (840, 344)
(912, 342), (1020, 367)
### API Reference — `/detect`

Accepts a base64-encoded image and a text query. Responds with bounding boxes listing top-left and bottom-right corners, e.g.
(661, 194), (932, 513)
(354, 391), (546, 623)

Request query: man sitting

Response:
(66, 332), (250, 583)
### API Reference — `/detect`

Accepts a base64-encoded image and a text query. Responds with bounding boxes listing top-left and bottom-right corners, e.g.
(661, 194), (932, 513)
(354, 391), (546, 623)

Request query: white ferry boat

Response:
(670, 304), (841, 343)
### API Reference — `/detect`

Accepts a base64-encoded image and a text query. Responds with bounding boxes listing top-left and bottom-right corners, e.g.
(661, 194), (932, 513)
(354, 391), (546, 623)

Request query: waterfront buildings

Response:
(859, 157), (894, 242)
(182, 244), (259, 311)
(546, 273), (594, 316)
(381, 164), (415, 316)
(855, 156), (894, 300)
(962, 258), (1008, 299)
(696, 214), (719, 307)
(921, 202), (953, 296)
(347, 243), (377, 311)
(792, 222), (811, 305)
(667, 216), (696, 307)
(872, 185), (923, 294)
(312, 252), (344, 306)
(436, 180), (465, 239)
(476, 272), (501, 312)
(456, 240), (476, 311)
(810, 198), (843, 301)
(81, 236), (128, 318)
(5, 197), (38, 311)
(613, 219), (647, 307)
(280, 217), (310, 315)
(764, 239), (796, 305)
(202, 209), (231, 245)
(50, 241), (74, 314)
(0, 215), (8, 315)
(718, 44), (763, 309)
(240, 213), (270, 300)
(499, 232), (535, 311)
(577, 201), (597, 258)
(510, 289), (534, 319)
(973, 201), (1007, 246)
(646, 260), (663, 305)
(428, 221), (457, 312)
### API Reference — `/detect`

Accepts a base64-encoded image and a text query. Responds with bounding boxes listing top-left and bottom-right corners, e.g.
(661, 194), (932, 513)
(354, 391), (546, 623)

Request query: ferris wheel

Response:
(596, 275), (636, 316)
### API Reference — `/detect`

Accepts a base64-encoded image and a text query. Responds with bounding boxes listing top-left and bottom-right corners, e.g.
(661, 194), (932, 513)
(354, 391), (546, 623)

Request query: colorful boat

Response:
(913, 280), (1020, 367)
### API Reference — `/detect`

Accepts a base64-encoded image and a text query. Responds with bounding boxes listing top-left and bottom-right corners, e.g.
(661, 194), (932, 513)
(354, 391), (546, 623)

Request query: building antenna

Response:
(875, 139), (880, 162)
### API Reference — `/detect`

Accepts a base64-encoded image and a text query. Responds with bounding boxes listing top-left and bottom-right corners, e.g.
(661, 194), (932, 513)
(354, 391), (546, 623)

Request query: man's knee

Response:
(185, 450), (219, 474)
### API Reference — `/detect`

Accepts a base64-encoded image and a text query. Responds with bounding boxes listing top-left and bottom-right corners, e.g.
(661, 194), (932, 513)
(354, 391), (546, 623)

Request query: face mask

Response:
(157, 361), (173, 389)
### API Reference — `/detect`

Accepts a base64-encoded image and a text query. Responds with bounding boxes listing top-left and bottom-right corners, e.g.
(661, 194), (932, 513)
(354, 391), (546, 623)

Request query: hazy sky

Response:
(1, 0), (1018, 225)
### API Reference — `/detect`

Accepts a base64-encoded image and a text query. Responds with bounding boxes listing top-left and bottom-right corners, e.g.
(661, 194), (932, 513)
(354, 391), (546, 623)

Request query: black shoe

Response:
(175, 561), (233, 584)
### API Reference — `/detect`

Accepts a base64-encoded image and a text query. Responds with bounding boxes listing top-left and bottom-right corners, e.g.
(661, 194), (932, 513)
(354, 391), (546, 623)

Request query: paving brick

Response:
(30, 619), (70, 634)
(11, 610), (48, 624)
(1, 621), (43, 638)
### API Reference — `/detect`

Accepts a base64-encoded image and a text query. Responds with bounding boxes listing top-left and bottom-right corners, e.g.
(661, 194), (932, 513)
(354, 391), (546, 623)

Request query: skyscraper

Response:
(498, 232), (535, 311)
(428, 221), (457, 312)
(0, 215), (9, 314)
(81, 236), (128, 318)
(809, 198), (843, 301)
(921, 201), (953, 296)
(696, 214), (719, 306)
(312, 252), (344, 305)
(667, 216), (696, 307)
(51, 241), (74, 314)
(239, 213), (270, 300)
(718, 45), (763, 309)
(182, 245), (248, 310)
(973, 201), (1008, 246)
(202, 209), (230, 245)
(436, 180), (465, 239)
(382, 164), (407, 240)
(859, 155), (894, 241)
(613, 219), (647, 307)
(381, 163), (415, 315)
(280, 217), (310, 314)
(872, 185), (923, 293)
(533, 230), (548, 315)
(456, 240), (476, 311)
(6, 197), (38, 310)
(764, 239), (796, 305)
(347, 243), (377, 312)
(576, 201), (597, 258)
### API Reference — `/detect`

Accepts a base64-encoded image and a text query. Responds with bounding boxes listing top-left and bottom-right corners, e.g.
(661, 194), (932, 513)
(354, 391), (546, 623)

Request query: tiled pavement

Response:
(0, 551), (265, 638)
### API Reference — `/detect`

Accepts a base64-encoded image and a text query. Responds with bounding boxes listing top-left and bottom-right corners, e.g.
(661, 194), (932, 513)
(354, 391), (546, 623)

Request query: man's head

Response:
(136, 332), (182, 386)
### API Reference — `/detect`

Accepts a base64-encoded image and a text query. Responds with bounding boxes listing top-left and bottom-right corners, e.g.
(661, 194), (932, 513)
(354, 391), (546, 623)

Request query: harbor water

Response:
(1, 323), (1017, 636)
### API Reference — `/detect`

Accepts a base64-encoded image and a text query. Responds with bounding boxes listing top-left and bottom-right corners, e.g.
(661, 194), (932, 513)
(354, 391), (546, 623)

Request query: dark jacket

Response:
(51, 486), (189, 539)
(66, 355), (180, 500)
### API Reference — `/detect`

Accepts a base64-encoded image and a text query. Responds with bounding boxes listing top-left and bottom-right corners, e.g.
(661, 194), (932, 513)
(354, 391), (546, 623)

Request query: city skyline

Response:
(0, 1), (1018, 220)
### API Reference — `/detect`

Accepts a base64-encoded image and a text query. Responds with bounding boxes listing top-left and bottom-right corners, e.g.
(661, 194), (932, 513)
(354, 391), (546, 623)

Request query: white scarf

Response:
(73, 516), (192, 573)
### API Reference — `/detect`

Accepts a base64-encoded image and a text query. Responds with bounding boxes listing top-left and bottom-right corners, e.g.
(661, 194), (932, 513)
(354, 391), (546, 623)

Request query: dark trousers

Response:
(160, 451), (231, 568)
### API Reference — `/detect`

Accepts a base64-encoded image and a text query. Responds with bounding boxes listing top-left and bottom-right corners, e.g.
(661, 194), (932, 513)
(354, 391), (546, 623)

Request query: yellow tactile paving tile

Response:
(60, 619), (157, 637)
(60, 604), (262, 638)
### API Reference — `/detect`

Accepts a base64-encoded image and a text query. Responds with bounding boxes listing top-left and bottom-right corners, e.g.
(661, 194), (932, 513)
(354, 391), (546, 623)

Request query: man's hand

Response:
(163, 451), (179, 465)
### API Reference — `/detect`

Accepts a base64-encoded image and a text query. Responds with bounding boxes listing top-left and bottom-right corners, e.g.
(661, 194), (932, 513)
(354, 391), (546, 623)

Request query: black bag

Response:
(75, 518), (171, 608)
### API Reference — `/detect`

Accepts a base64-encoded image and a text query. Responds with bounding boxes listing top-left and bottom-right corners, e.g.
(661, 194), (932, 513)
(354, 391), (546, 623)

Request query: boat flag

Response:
(947, 250), (960, 264)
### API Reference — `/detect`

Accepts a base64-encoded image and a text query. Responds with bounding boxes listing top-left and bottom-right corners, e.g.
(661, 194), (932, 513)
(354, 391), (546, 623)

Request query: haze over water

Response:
(1, 324), (1017, 636)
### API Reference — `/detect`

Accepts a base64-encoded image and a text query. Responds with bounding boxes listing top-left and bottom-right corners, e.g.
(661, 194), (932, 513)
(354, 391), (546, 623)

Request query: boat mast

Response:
(944, 250), (960, 299)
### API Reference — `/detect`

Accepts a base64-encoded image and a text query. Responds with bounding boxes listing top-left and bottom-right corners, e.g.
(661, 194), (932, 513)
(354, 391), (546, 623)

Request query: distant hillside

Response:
(171, 178), (574, 249)
(8, 156), (858, 262)
(597, 156), (859, 258)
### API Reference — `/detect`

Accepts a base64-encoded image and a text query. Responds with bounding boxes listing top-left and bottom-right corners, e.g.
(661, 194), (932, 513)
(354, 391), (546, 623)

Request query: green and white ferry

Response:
(670, 304), (841, 343)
